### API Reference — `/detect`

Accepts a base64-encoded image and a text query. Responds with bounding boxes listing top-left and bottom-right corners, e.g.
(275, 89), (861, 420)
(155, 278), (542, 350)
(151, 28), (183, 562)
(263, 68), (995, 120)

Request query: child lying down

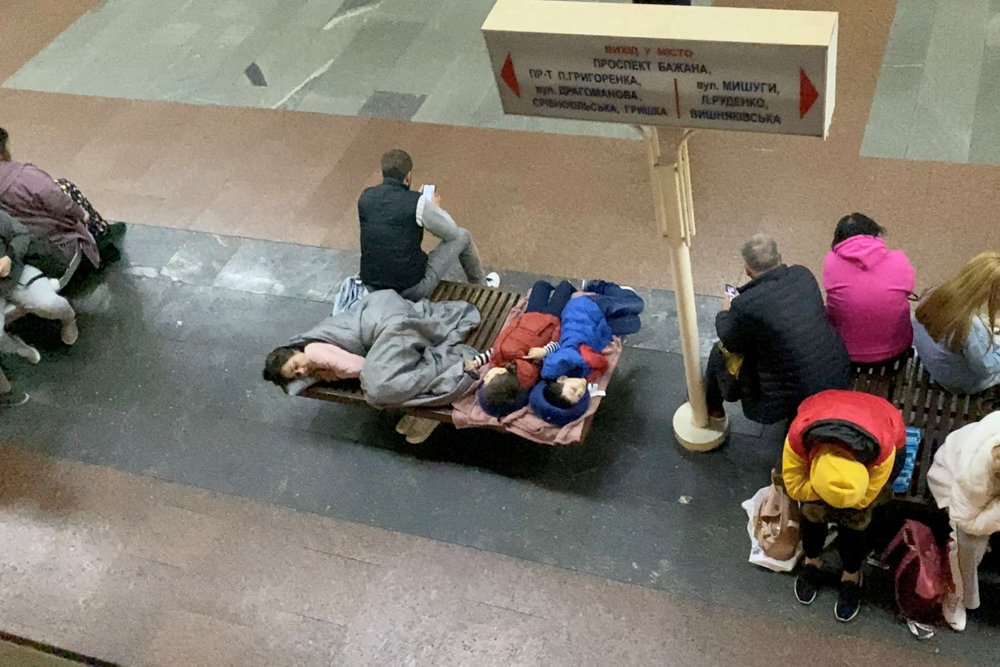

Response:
(466, 279), (643, 426)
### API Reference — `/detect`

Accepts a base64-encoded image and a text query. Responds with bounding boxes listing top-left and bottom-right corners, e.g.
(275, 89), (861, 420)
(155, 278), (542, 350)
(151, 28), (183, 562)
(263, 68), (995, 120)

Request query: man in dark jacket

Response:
(705, 233), (850, 424)
(358, 149), (499, 301)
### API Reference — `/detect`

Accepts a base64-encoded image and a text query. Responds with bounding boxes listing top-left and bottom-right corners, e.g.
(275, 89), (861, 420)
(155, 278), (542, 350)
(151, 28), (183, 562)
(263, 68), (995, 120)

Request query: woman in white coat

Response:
(927, 411), (1000, 626)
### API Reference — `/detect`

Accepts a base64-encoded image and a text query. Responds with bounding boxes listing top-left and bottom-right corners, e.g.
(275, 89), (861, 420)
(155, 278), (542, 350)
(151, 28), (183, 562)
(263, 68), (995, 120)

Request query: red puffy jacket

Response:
(492, 312), (561, 389)
(787, 389), (904, 465)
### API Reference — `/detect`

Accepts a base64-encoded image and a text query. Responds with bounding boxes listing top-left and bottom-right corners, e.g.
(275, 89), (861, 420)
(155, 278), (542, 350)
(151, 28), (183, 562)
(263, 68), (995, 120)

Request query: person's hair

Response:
(263, 345), (301, 388)
(740, 233), (781, 274)
(479, 368), (523, 411)
(543, 379), (574, 408)
(0, 127), (8, 160)
(381, 149), (413, 181)
(832, 212), (885, 249)
(915, 251), (1000, 353)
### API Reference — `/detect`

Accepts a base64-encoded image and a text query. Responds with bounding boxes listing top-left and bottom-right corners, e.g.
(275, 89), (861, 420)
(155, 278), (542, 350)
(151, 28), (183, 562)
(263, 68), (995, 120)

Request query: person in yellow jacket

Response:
(782, 389), (905, 622)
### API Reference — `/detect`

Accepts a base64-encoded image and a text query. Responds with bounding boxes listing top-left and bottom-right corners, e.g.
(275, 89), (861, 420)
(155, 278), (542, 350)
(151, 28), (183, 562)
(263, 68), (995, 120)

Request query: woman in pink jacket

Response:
(823, 213), (915, 363)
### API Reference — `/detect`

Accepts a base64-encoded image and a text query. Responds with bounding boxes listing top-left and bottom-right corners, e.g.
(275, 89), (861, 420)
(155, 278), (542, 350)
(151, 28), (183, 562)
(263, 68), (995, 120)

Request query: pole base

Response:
(672, 402), (729, 452)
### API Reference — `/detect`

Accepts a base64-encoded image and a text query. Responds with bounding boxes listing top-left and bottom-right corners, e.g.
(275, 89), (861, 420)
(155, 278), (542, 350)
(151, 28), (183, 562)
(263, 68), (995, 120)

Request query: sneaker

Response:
(835, 577), (863, 622)
(794, 564), (821, 605)
(484, 272), (501, 288)
(61, 319), (79, 345)
(0, 391), (30, 407)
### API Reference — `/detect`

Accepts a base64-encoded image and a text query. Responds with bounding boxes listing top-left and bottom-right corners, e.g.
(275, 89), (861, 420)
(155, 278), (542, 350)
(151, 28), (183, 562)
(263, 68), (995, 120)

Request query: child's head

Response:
(476, 364), (529, 418)
(263, 345), (308, 388)
(543, 376), (588, 407)
(529, 376), (591, 426)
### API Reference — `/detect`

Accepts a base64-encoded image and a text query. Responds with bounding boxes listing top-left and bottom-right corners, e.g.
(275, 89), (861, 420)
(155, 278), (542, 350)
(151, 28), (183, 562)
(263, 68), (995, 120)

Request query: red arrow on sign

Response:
(800, 68), (818, 119)
(501, 53), (520, 98)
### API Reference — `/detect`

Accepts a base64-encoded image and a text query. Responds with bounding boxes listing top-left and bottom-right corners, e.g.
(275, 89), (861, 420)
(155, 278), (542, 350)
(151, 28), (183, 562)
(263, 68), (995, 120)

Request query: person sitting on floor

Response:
(912, 251), (1000, 395)
(528, 290), (614, 426)
(823, 213), (916, 363)
(358, 148), (499, 301)
(783, 389), (905, 623)
(705, 233), (851, 425)
(0, 127), (125, 278)
(1, 211), (79, 354)
(262, 341), (364, 391)
(464, 279), (574, 418)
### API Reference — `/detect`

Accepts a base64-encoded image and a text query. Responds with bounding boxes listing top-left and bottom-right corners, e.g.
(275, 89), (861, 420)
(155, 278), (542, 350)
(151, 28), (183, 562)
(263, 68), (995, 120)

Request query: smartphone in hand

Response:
(421, 184), (435, 200)
(725, 284), (738, 299)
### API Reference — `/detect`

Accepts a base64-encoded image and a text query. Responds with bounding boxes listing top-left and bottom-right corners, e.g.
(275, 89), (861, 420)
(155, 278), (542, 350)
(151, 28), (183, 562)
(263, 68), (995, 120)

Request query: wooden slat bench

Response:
(299, 281), (601, 441)
(850, 349), (1000, 505)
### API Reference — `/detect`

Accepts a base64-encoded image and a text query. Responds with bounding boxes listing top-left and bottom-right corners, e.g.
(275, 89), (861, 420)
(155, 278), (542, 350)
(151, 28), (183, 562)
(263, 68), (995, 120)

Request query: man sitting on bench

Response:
(358, 149), (499, 301)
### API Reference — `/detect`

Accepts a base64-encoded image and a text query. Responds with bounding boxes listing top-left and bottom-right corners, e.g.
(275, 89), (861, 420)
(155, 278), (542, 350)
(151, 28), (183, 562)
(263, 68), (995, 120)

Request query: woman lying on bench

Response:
(263, 342), (363, 389)
(263, 289), (482, 442)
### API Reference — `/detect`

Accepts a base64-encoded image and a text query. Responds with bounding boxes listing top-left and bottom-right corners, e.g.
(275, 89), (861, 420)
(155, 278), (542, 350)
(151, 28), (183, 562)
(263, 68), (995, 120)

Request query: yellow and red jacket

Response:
(782, 390), (905, 509)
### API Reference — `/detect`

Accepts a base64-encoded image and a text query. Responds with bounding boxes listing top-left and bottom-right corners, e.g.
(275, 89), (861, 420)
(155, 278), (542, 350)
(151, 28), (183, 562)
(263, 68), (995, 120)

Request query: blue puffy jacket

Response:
(584, 280), (645, 335)
(541, 297), (613, 379)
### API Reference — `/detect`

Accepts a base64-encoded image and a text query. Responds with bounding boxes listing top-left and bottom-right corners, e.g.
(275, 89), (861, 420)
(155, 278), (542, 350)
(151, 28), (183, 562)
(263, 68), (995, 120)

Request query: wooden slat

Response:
(850, 350), (1000, 505)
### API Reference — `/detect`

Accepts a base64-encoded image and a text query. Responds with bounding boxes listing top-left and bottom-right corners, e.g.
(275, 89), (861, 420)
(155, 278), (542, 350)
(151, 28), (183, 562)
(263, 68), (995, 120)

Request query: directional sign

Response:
(482, 0), (838, 138)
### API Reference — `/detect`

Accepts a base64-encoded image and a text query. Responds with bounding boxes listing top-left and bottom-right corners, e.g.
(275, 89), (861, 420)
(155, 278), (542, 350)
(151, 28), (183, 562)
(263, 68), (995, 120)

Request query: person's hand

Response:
(721, 295), (732, 311)
(464, 359), (478, 373)
(0, 255), (10, 278)
(82, 210), (90, 224)
(431, 189), (442, 208)
(523, 347), (547, 360)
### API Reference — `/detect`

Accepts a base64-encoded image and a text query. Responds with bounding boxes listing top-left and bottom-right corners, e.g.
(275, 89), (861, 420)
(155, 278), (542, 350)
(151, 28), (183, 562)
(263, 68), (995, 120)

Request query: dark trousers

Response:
(526, 280), (575, 317)
(801, 518), (868, 574)
(705, 343), (740, 414)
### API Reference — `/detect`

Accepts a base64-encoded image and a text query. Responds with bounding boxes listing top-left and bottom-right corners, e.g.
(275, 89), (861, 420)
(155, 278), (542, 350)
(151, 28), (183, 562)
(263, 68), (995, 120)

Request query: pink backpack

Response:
(880, 520), (948, 624)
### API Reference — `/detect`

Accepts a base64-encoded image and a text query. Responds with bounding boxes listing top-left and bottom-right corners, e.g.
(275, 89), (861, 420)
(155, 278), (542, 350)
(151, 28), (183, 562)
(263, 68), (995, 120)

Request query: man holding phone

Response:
(705, 233), (850, 426)
(357, 149), (499, 301)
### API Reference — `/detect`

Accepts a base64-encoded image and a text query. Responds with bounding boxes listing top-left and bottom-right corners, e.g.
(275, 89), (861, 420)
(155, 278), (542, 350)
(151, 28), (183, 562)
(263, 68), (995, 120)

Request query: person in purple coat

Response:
(0, 127), (124, 278)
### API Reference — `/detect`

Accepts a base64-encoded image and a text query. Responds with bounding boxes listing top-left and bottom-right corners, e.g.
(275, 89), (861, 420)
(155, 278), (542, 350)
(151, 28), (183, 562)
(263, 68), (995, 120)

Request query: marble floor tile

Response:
(159, 233), (242, 287)
(358, 90), (427, 121)
(212, 238), (355, 301)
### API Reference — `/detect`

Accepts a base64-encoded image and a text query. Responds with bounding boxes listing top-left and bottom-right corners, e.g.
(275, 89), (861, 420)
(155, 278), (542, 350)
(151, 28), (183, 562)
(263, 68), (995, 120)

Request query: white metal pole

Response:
(640, 126), (727, 451)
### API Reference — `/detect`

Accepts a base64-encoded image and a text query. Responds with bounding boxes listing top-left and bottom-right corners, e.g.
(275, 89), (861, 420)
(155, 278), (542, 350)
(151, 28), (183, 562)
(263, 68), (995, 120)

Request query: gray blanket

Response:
(289, 290), (480, 408)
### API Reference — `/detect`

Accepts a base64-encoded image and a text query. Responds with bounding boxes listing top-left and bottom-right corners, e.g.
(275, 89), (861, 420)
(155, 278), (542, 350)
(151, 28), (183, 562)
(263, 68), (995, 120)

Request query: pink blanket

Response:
(451, 296), (624, 445)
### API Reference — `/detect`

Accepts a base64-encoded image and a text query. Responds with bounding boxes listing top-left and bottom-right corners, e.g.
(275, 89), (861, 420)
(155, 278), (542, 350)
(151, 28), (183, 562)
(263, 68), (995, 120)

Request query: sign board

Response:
(482, 0), (838, 137)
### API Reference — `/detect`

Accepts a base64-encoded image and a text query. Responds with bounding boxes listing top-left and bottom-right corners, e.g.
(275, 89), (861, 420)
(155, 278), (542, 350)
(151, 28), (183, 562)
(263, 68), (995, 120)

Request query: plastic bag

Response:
(742, 486), (803, 572)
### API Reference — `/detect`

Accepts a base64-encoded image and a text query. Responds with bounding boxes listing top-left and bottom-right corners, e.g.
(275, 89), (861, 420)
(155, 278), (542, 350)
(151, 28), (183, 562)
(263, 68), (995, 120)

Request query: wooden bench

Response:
(299, 281), (601, 442)
(850, 349), (1000, 505)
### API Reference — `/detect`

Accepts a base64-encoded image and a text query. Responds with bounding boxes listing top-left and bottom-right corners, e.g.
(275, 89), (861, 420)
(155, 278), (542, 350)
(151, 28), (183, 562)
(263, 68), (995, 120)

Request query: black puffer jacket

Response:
(716, 264), (850, 424)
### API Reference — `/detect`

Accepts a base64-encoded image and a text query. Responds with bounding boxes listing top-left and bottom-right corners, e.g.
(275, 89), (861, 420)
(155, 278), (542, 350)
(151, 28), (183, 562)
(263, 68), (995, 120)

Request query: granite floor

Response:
(0, 447), (954, 666)
(862, 0), (1000, 164)
(1, 222), (997, 663)
(1, 0), (1000, 662)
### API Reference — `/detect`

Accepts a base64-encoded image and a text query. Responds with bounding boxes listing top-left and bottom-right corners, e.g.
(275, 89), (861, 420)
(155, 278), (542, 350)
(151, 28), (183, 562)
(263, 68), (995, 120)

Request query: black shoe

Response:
(835, 577), (862, 622)
(794, 564), (821, 605)
(0, 391), (30, 407)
